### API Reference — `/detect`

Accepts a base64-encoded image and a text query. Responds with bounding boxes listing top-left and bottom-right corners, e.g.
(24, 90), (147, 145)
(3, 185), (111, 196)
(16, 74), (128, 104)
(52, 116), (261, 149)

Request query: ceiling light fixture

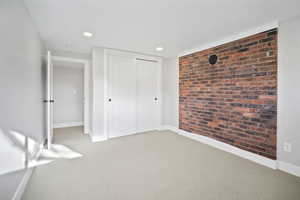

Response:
(156, 46), (164, 51)
(83, 32), (93, 37)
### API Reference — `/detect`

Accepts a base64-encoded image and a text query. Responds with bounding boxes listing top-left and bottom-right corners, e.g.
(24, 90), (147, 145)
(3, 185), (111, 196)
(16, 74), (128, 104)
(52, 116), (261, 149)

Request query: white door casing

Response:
(51, 56), (90, 134)
(46, 51), (54, 149)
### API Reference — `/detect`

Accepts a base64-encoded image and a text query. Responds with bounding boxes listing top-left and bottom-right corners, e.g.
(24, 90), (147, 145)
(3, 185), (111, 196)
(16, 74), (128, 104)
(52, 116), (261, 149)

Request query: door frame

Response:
(103, 49), (162, 139)
(52, 56), (90, 135)
(46, 51), (53, 149)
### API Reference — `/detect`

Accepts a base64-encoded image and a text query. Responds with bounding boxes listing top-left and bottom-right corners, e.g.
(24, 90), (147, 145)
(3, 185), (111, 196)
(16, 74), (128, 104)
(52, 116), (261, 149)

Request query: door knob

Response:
(43, 100), (55, 103)
(108, 98), (112, 102)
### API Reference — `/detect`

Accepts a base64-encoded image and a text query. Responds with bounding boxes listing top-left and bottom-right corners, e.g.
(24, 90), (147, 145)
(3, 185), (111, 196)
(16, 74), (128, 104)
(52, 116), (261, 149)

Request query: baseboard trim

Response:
(12, 143), (44, 200)
(89, 134), (107, 143)
(54, 122), (83, 129)
(278, 161), (300, 177)
(12, 168), (34, 200)
(161, 125), (277, 169)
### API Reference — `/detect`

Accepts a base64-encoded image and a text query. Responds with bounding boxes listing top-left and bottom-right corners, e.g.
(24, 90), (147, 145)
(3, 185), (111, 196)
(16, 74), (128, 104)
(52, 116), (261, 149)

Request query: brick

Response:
(179, 29), (277, 159)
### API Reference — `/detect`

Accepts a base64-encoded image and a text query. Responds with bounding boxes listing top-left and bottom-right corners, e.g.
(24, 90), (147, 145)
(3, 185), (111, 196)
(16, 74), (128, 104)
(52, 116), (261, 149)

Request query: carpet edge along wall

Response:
(179, 29), (277, 159)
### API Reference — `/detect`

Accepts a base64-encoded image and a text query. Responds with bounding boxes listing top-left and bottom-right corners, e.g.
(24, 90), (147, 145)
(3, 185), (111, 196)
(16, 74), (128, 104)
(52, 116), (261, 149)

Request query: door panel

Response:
(108, 54), (137, 138)
(136, 60), (160, 132)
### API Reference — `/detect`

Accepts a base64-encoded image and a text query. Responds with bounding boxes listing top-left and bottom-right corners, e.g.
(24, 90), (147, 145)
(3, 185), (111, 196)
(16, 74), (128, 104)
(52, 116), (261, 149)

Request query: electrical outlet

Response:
(283, 142), (292, 152)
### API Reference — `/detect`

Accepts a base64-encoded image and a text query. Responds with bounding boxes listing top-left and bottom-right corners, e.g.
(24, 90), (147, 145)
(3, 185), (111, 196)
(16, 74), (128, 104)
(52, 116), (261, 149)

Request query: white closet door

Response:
(136, 60), (160, 132)
(108, 54), (137, 138)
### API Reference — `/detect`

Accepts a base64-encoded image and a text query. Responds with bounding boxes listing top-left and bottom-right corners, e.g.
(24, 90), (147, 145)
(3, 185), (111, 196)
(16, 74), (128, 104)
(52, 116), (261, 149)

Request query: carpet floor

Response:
(23, 127), (300, 200)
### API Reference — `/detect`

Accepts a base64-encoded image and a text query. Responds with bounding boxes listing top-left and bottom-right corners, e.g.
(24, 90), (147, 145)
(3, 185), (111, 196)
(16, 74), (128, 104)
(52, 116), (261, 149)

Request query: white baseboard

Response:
(160, 125), (178, 132)
(161, 125), (277, 169)
(12, 167), (34, 200)
(91, 137), (107, 142)
(278, 161), (300, 177)
(54, 121), (83, 129)
(84, 127), (89, 134)
(12, 143), (44, 200)
(89, 134), (107, 143)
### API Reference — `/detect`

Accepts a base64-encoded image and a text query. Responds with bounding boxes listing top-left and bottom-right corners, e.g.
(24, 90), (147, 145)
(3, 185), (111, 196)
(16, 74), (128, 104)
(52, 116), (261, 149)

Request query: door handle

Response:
(43, 100), (55, 103)
(154, 97), (158, 101)
(108, 98), (112, 102)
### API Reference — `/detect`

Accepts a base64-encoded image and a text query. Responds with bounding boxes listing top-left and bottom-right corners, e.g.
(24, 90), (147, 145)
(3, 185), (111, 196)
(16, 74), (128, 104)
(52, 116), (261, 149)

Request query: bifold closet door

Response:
(136, 60), (160, 132)
(108, 55), (136, 138)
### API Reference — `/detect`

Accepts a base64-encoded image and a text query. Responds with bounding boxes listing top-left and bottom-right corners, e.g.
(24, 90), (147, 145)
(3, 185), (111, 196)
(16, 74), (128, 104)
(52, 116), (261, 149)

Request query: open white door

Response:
(46, 51), (54, 149)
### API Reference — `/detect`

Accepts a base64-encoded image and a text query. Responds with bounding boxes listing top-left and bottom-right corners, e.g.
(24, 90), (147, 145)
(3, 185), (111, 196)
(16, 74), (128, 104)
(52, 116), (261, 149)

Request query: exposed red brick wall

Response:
(179, 29), (277, 159)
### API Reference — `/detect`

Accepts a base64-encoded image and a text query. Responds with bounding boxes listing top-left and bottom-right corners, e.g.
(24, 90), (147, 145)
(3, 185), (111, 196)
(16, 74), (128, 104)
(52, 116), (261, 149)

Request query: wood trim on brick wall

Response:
(179, 29), (277, 159)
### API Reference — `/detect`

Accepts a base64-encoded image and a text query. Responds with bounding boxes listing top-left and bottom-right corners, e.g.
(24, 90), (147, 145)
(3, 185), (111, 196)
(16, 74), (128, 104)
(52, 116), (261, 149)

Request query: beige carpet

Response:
(23, 127), (300, 200)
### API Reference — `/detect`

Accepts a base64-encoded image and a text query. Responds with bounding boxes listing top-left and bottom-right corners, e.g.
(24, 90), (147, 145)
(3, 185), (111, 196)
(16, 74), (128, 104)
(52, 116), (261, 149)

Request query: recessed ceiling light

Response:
(83, 32), (93, 37)
(156, 46), (164, 51)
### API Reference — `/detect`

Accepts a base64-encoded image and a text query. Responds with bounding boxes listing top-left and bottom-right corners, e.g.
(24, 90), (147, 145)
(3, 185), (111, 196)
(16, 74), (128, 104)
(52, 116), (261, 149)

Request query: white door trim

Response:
(103, 49), (162, 139)
(52, 56), (90, 135)
(46, 51), (53, 149)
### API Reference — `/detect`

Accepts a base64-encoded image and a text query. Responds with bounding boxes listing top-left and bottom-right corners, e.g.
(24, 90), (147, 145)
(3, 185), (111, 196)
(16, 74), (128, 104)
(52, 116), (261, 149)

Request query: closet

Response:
(106, 50), (161, 138)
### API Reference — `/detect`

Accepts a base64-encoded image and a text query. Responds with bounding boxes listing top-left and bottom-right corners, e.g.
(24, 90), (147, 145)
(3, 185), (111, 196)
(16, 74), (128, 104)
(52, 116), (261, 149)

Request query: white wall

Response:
(53, 66), (84, 126)
(162, 58), (179, 128)
(278, 15), (300, 167)
(0, 0), (45, 199)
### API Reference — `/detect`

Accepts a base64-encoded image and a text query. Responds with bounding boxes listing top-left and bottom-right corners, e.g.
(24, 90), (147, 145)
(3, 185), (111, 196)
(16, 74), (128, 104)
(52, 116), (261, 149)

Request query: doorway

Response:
(46, 53), (90, 148)
(53, 62), (84, 127)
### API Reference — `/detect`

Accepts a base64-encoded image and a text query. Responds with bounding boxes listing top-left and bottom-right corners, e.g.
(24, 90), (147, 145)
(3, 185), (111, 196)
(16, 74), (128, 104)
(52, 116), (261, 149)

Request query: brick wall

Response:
(179, 29), (277, 159)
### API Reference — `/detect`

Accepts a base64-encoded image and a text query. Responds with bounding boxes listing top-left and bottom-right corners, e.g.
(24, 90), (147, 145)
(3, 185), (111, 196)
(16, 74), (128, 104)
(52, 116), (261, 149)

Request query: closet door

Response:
(136, 59), (160, 132)
(108, 54), (136, 138)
